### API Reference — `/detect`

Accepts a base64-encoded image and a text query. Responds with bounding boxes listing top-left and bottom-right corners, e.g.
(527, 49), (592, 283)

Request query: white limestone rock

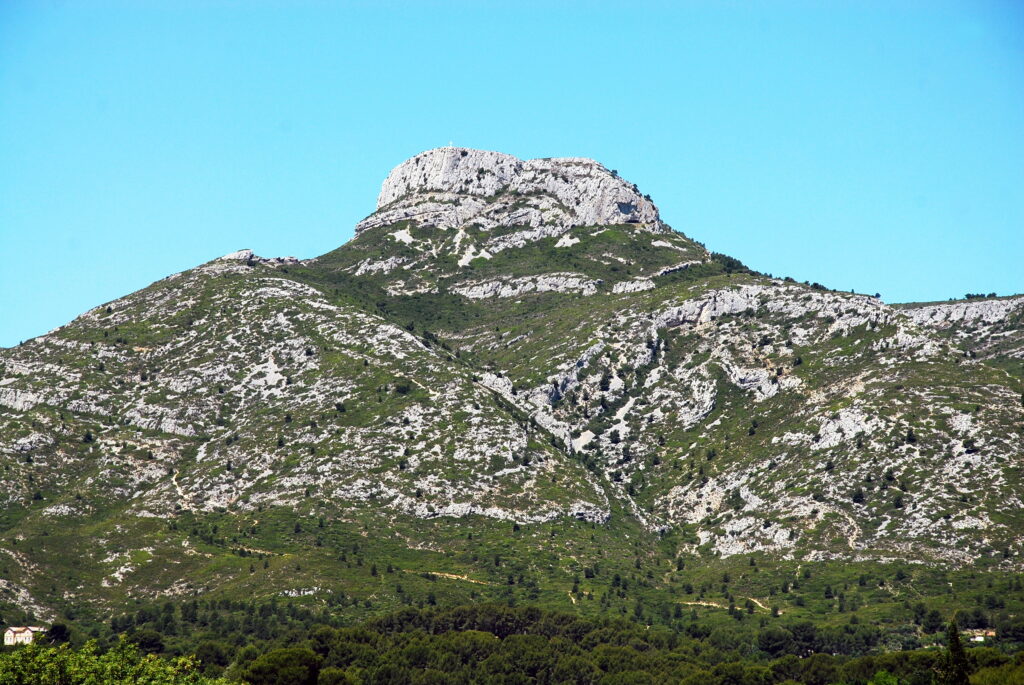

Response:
(812, 407), (880, 450)
(612, 278), (656, 294)
(452, 273), (600, 299)
(216, 249), (300, 267)
(904, 296), (1024, 328)
(353, 255), (408, 275)
(357, 147), (664, 235)
(0, 388), (45, 412)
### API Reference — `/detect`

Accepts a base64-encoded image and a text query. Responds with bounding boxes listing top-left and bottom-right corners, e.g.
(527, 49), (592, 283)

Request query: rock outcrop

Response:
(903, 296), (1024, 328)
(901, 295), (1024, 359)
(356, 147), (663, 235)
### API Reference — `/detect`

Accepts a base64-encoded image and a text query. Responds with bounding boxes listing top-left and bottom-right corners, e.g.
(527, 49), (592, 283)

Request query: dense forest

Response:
(3, 603), (1023, 684)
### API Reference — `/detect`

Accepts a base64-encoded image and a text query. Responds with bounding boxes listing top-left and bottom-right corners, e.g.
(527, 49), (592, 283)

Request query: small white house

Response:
(963, 628), (997, 643)
(3, 626), (46, 646)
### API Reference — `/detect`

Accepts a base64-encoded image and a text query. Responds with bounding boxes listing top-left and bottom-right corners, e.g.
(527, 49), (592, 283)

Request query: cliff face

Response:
(1, 147), (1022, 620)
(356, 147), (663, 235)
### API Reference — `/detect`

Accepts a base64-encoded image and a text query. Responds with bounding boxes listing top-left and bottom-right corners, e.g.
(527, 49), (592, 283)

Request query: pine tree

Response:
(938, 618), (969, 685)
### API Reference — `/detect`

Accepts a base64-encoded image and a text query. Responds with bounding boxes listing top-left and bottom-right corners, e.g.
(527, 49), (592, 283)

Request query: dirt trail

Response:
(836, 509), (863, 550)
(678, 597), (772, 612)
(742, 596), (770, 612)
(677, 600), (725, 609)
(234, 545), (277, 556)
(404, 570), (494, 586)
(171, 470), (192, 511)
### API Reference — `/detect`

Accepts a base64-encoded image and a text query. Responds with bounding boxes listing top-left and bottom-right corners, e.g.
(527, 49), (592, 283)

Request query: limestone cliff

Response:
(356, 147), (663, 236)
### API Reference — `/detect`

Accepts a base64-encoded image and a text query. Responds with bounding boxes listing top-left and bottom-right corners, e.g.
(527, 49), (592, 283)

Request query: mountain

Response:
(1, 147), (1022, 636)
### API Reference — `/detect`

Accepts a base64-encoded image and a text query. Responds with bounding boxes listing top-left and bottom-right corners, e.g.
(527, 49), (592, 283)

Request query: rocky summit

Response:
(358, 147), (662, 234)
(1, 147), (1022, 637)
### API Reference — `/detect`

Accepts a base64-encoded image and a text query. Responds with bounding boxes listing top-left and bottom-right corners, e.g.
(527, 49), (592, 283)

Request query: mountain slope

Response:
(1, 146), (1022, 629)
(293, 147), (1024, 563)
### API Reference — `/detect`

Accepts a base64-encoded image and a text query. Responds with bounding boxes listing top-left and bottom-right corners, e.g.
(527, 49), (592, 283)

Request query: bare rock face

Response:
(901, 295), (1024, 359)
(452, 273), (601, 299)
(216, 249), (301, 267)
(356, 147), (663, 234)
(903, 296), (1024, 328)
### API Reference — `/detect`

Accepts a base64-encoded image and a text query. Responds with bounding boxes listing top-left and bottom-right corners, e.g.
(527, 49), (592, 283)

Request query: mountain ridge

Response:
(1, 148), (1022, 630)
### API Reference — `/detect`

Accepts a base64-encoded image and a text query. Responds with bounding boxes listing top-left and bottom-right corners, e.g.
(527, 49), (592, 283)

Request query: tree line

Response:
(4, 603), (1023, 684)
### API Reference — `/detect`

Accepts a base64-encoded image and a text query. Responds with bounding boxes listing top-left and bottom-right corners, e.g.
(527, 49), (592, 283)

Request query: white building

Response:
(3, 626), (46, 645)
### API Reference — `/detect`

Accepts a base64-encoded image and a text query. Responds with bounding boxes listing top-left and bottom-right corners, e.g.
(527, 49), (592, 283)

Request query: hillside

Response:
(1, 147), (1022, 647)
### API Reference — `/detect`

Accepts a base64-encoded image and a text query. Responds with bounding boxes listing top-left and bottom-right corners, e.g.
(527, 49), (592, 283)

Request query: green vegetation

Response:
(4, 606), (1022, 684)
(0, 638), (228, 684)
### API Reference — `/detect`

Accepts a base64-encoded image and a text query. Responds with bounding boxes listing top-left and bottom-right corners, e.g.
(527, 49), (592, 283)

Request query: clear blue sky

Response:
(2, 1), (1022, 347)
